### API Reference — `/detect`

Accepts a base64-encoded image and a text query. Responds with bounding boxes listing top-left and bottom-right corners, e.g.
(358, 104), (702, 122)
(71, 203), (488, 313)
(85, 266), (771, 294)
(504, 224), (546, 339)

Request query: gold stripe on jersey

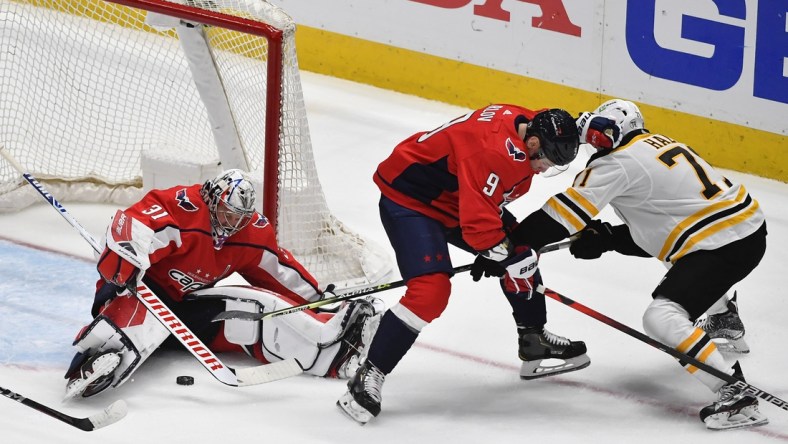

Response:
(670, 199), (760, 263)
(657, 186), (759, 262)
(545, 194), (587, 232)
(566, 187), (599, 216)
(676, 327), (717, 374)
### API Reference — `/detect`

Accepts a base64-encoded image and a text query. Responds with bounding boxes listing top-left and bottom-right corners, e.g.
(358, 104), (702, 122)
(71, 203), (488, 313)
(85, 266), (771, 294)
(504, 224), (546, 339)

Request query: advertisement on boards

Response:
(271, 0), (786, 137)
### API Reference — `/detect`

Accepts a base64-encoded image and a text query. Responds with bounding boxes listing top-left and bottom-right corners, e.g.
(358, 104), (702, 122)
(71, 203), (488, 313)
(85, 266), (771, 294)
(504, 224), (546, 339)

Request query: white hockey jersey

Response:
(542, 132), (765, 263)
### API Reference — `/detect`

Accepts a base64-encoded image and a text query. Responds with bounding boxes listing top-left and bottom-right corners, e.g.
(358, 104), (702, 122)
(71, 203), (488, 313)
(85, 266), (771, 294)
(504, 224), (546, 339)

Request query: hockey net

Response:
(0, 0), (392, 288)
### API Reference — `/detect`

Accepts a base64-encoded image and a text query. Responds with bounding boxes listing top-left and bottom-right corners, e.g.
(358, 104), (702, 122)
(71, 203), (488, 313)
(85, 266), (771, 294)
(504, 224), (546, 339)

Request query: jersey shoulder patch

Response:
(505, 137), (527, 162)
(175, 188), (200, 212)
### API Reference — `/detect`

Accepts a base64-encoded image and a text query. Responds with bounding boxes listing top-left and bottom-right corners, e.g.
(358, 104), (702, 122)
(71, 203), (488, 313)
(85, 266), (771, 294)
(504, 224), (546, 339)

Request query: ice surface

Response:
(0, 72), (786, 443)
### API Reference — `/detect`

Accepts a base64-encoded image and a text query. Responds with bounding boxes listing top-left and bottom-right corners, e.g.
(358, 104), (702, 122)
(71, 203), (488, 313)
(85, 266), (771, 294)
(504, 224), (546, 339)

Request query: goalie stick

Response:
(211, 239), (574, 322)
(539, 285), (788, 414)
(0, 385), (127, 431)
(0, 146), (303, 387)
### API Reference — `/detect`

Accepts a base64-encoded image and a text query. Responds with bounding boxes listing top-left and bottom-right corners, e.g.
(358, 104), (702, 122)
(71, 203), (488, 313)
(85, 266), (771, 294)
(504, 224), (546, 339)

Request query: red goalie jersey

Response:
(97, 184), (321, 303)
(374, 104), (541, 251)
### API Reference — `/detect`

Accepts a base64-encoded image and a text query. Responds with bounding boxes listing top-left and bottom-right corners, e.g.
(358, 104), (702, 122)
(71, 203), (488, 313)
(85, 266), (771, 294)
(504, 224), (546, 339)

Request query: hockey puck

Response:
(176, 376), (194, 386)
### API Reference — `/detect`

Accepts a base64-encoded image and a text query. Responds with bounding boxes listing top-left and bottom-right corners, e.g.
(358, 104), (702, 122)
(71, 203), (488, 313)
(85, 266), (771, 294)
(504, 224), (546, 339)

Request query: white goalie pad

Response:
(73, 295), (170, 389)
(189, 286), (349, 376)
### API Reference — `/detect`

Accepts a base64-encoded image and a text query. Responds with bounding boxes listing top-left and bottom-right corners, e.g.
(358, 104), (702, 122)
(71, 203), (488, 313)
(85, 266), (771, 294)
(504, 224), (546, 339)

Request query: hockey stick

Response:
(539, 285), (788, 413)
(0, 146), (303, 387)
(212, 239), (574, 322)
(0, 385), (127, 431)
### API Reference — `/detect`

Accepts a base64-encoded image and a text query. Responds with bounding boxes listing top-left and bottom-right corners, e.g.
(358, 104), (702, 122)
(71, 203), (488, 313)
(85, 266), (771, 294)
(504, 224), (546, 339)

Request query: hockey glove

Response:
(569, 220), (614, 259)
(500, 246), (540, 299)
(471, 238), (512, 281)
(97, 247), (139, 287)
(471, 255), (506, 281)
(577, 112), (622, 149)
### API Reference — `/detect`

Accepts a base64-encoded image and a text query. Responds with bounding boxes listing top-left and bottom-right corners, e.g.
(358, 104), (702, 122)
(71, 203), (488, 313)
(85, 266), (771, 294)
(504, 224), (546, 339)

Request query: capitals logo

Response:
(505, 138), (527, 162)
(253, 214), (270, 228)
(175, 188), (199, 212)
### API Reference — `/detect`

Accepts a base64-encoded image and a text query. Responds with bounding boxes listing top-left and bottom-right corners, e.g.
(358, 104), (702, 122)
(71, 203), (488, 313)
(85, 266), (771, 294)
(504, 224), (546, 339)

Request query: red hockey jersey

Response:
(99, 184), (321, 303)
(374, 104), (539, 251)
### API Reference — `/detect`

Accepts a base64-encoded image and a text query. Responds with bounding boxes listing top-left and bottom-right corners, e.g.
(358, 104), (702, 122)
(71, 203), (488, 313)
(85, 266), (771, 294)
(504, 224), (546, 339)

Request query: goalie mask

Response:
(200, 169), (256, 249)
(527, 109), (580, 167)
(593, 99), (645, 137)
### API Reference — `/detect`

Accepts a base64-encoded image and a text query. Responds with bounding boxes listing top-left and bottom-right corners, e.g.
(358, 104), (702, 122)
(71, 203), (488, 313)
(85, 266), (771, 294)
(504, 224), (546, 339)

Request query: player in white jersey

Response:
(503, 99), (768, 431)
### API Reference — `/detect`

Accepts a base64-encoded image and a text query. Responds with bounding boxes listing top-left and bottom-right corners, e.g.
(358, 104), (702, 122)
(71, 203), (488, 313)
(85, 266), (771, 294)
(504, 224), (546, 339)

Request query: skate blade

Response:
(520, 354), (591, 380)
(704, 406), (768, 431)
(337, 392), (374, 425)
(712, 337), (750, 355)
(63, 353), (120, 401)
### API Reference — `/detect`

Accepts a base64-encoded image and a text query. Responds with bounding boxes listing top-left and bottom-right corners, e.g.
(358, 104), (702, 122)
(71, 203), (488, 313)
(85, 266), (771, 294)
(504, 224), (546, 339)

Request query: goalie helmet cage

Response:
(0, 0), (392, 289)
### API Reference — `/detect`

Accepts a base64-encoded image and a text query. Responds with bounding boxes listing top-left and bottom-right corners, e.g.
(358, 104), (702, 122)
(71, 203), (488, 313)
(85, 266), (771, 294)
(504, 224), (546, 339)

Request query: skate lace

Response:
(542, 329), (570, 346)
(696, 311), (743, 334)
(694, 316), (712, 330)
(717, 383), (741, 403)
(363, 365), (385, 403)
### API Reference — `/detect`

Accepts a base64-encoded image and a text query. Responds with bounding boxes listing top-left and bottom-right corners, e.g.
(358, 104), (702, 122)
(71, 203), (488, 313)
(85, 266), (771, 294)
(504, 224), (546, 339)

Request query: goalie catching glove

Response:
(471, 239), (541, 300)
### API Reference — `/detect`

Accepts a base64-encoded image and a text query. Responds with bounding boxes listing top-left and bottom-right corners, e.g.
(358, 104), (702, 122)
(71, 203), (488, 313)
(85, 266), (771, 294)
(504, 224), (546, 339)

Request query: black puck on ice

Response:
(176, 376), (194, 386)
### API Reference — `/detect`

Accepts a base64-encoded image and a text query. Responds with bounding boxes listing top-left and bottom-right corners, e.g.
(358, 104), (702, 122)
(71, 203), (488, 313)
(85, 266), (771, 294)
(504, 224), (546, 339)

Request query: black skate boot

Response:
(700, 374), (767, 430)
(518, 326), (590, 379)
(337, 360), (386, 425)
(694, 293), (749, 354)
(64, 349), (121, 399)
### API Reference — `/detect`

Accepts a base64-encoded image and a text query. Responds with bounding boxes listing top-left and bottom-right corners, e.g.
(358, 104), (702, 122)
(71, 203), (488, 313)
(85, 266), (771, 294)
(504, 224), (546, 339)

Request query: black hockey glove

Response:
(471, 255), (506, 281)
(569, 220), (614, 259)
(471, 238), (513, 281)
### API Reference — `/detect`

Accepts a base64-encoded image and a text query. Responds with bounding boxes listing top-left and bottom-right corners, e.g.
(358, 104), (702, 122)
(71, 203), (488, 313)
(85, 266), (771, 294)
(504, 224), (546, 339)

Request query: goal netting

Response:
(0, 0), (392, 288)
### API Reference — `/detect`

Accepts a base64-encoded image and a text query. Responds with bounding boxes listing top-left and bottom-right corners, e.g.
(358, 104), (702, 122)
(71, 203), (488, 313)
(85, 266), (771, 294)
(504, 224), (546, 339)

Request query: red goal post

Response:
(0, 0), (392, 288)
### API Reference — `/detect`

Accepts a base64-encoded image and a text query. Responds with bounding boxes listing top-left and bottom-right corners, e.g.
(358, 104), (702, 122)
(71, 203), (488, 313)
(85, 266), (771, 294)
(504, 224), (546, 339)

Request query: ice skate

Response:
(64, 349), (121, 400)
(518, 326), (590, 379)
(695, 294), (749, 354)
(337, 360), (385, 425)
(326, 297), (384, 379)
(700, 382), (768, 430)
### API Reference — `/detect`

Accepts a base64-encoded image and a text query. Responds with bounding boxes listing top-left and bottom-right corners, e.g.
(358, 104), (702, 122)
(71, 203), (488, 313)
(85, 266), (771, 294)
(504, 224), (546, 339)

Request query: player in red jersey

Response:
(64, 169), (383, 399)
(338, 104), (589, 424)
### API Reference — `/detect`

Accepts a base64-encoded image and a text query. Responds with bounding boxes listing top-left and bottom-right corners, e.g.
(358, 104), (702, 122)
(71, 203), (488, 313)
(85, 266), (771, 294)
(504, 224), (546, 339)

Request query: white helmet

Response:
(200, 169), (256, 248)
(594, 99), (645, 136)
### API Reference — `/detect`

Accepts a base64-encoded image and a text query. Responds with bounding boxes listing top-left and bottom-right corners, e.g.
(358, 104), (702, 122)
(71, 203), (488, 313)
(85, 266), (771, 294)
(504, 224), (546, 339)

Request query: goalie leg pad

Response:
(66, 295), (170, 398)
(190, 286), (345, 376)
